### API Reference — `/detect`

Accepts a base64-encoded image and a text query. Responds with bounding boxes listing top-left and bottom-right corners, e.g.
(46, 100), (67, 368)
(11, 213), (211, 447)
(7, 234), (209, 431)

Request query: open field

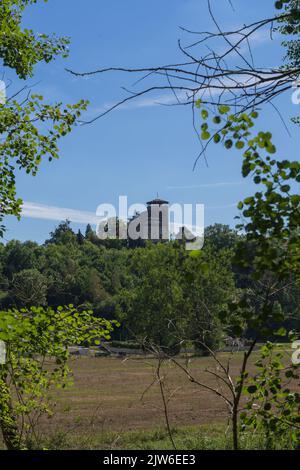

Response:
(49, 355), (243, 432)
(0, 349), (296, 450)
(37, 353), (258, 448)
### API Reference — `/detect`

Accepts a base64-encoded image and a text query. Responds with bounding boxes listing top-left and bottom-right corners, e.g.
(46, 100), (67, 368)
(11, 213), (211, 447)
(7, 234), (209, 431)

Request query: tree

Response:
(76, 229), (85, 245)
(67, 1), (300, 128)
(45, 220), (77, 245)
(72, 266), (108, 308)
(118, 243), (236, 354)
(0, 0), (88, 237)
(120, 244), (184, 353)
(0, 0), (70, 79)
(10, 269), (47, 307)
(2, 240), (41, 279)
(196, 103), (300, 447)
(241, 341), (300, 449)
(0, 305), (116, 449)
(42, 241), (81, 306)
(204, 224), (239, 252)
(85, 224), (94, 240)
(182, 248), (236, 354)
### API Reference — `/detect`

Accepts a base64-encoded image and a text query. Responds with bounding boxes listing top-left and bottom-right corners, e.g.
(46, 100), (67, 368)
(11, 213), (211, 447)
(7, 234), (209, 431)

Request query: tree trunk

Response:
(232, 406), (239, 450)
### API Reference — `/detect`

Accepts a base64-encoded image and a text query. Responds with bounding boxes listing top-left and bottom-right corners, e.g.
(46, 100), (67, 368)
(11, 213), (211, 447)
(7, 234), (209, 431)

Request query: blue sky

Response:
(3, 0), (299, 243)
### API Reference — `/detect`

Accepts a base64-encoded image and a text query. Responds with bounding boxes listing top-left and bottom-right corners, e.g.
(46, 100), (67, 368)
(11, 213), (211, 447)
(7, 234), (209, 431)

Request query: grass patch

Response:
(43, 424), (297, 450)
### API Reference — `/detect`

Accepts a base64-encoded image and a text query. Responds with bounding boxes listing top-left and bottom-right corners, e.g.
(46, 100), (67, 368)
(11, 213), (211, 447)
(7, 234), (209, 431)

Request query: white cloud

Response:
(88, 90), (188, 116)
(134, 91), (188, 108)
(22, 201), (101, 225)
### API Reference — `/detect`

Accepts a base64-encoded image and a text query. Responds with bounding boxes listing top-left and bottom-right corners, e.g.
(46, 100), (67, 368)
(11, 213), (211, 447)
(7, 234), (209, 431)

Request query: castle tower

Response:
(146, 198), (169, 243)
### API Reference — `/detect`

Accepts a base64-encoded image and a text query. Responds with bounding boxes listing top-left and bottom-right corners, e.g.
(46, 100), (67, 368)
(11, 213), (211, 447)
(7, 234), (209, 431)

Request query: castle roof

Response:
(146, 198), (169, 206)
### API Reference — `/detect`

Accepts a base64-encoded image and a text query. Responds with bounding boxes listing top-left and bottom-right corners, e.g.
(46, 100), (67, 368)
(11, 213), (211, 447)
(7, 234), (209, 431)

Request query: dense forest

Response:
(1, 221), (299, 352)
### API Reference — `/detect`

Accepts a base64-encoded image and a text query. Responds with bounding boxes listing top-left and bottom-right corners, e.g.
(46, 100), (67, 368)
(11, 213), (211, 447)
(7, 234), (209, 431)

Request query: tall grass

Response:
(42, 424), (297, 450)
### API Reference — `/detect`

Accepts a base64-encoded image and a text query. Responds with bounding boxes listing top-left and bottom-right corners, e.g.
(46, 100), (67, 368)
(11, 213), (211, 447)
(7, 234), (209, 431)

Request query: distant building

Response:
(146, 198), (169, 243)
(128, 197), (169, 245)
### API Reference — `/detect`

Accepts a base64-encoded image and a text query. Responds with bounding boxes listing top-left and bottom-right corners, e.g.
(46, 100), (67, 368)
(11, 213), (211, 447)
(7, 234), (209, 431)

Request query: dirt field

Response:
(44, 353), (254, 437)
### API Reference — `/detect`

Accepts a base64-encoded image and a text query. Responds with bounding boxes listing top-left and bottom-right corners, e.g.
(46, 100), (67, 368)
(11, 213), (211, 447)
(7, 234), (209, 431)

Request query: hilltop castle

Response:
(128, 197), (169, 244)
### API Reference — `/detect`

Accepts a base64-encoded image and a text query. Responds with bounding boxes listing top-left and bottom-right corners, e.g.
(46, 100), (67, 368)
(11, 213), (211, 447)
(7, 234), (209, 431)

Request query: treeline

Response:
(0, 221), (299, 352)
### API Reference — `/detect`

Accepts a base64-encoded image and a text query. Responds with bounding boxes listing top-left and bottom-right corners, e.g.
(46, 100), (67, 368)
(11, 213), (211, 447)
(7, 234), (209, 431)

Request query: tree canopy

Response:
(0, 0), (88, 236)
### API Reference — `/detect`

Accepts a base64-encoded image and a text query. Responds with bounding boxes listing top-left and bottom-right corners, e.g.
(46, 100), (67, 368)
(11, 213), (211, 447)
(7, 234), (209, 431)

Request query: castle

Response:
(127, 197), (169, 244)
(127, 197), (198, 246)
(96, 196), (200, 248)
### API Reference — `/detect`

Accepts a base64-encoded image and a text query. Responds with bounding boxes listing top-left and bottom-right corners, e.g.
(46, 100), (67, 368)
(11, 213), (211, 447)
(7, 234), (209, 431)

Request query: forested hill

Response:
(0, 221), (299, 350)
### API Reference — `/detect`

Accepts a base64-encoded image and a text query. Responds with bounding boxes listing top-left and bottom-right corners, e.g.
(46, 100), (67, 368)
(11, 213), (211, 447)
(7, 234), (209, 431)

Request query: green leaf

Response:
(236, 141), (245, 149)
(247, 385), (258, 394)
(218, 105), (230, 114)
(201, 131), (211, 140)
(274, 327), (287, 337)
(213, 133), (221, 143)
(213, 116), (221, 124)
(189, 250), (202, 258)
